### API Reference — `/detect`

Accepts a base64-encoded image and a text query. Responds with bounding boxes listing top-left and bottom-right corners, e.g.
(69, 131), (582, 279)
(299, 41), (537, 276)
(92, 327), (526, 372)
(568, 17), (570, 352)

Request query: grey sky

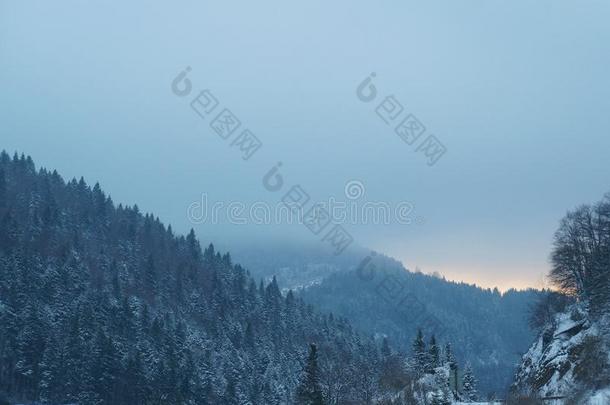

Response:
(2, 0), (609, 289)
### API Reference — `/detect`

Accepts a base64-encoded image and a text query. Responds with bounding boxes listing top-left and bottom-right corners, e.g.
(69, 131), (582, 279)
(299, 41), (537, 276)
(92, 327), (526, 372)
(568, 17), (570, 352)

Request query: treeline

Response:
(0, 151), (387, 404)
(300, 253), (540, 396)
(384, 330), (479, 404)
(294, 329), (481, 405)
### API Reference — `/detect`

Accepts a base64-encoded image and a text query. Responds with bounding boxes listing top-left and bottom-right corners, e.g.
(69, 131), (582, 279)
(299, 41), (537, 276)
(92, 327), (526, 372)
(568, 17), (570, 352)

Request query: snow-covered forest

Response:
(0, 152), (384, 404)
(0, 153), (482, 404)
(1, 150), (610, 405)
(3, 0), (610, 402)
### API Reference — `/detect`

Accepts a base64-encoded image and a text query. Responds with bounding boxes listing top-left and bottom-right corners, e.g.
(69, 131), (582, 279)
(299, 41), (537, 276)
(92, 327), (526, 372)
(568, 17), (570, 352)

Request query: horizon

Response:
(2, 150), (549, 294)
(2, 2), (609, 402)
(0, 148), (563, 293)
(3, 0), (609, 291)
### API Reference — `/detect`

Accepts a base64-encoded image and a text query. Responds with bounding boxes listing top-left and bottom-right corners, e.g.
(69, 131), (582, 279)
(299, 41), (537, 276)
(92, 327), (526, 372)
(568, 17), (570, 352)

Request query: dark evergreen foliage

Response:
(428, 335), (440, 371)
(412, 329), (428, 376)
(0, 151), (384, 404)
(462, 362), (478, 402)
(300, 253), (541, 395)
(295, 344), (325, 405)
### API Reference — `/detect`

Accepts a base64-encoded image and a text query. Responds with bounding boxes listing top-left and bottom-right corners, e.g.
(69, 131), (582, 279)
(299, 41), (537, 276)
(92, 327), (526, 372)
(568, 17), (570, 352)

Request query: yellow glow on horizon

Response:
(408, 263), (552, 293)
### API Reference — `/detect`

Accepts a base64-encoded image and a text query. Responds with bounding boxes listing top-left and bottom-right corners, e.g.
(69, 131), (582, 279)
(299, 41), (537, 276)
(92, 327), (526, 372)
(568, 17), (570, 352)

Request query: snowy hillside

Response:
(513, 303), (610, 404)
(300, 254), (540, 396)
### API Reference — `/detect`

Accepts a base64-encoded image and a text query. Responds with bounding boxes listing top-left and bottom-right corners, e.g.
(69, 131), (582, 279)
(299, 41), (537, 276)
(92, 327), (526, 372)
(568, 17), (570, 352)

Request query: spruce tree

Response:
(0, 168), (6, 210)
(381, 337), (391, 360)
(444, 343), (456, 367)
(462, 362), (478, 402)
(428, 335), (440, 371)
(412, 329), (428, 375)
(39, 334), (66, 404)
(296, 344), (325, 405)
(143, 254), (157, 298)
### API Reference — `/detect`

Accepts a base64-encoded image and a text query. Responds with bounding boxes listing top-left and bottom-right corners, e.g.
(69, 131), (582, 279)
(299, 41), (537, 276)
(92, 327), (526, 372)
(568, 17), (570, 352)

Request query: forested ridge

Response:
(299, 254), (540, 397)
(0, 151), (385, 404)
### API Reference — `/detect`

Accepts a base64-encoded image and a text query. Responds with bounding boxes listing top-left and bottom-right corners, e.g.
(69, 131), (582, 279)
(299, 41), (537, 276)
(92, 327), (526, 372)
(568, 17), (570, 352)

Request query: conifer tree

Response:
(429, 335), (440, 371)
(412, 329), (428, 375)
(444, 343), (456, 367)
(0, 168), (6, 210)
(462, 362), (478, 402)
(39, 334), (66, 404)
(296, 344), (325, 405)
(381, 337), (391, 361)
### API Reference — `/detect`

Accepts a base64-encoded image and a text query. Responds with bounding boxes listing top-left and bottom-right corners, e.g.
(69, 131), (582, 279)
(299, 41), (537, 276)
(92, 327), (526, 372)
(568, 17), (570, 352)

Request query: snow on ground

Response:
(513, 303), (610, 404)
(514, 304), (589, 398)
(586, 387), (610, 405)
(454, 402), (503, 404)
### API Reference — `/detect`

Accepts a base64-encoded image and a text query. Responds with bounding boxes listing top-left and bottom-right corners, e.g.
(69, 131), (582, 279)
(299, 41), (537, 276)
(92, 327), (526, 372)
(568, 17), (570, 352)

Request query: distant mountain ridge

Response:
(230, 241), (368, 292)
(239, 248), (542, 397)
(234, 243), (541, 397)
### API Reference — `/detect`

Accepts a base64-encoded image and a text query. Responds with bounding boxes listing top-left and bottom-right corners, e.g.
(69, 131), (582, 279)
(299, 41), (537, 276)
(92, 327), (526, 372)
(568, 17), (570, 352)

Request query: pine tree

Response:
(462, 362), (478, 402)
(412, 329), (428, 375)
(93, 331), (121, 403)
(296, 344), (325, 405)
(381, 337), (391, 361)
(121, 350), (144, 404)
(430, 366), (452, 405)
(428, 335), (440, 371)
(39, 334), (66, 404)
(15, 304), (46, 398)
(244, 321), (255, 348)
(143, 254), (157, 298)
(444, 343), (456, 367)
(0, 168), (6, 211)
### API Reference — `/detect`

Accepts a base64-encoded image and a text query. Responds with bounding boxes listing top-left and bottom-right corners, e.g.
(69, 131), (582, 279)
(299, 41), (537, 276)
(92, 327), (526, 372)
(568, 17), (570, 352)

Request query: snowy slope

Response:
(513, 304), (610, 404)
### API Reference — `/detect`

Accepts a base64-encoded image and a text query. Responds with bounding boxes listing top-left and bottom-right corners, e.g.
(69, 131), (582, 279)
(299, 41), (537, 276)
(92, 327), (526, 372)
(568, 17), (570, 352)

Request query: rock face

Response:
(512, 304), (610, 404)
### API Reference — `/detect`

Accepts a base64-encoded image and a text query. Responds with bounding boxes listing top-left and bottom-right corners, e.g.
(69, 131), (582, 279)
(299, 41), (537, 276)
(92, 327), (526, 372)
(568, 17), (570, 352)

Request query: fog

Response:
(2, 0), (609, 289)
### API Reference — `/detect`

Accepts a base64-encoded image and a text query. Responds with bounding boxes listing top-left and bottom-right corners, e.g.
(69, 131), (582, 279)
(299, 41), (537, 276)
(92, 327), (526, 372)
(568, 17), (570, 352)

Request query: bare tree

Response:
(550, 194), (610, 313)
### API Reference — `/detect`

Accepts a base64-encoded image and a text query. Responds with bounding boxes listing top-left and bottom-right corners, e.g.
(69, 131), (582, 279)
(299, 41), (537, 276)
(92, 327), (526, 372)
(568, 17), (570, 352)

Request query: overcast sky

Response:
(2, 0), (609, 290)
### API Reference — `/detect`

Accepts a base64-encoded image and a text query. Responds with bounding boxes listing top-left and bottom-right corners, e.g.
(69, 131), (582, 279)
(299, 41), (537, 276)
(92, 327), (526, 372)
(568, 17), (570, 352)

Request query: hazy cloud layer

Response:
(2, 0), (609, 289)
